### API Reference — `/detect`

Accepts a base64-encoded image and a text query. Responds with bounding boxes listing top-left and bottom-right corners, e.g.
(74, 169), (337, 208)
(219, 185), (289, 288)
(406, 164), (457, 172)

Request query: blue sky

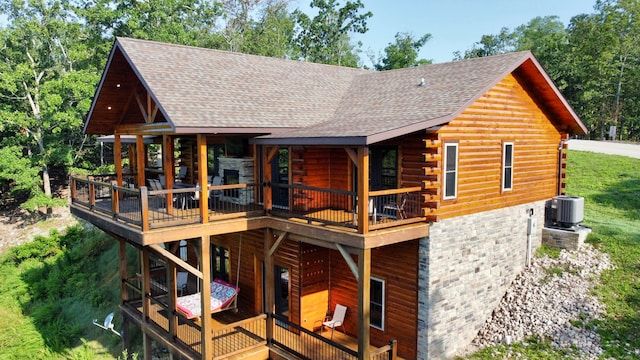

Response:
(294, 0), (597, 65)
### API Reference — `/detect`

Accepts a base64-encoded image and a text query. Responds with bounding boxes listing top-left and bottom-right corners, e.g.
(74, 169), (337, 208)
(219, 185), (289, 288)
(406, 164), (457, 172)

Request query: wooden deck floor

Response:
(133, 302), (398, 359)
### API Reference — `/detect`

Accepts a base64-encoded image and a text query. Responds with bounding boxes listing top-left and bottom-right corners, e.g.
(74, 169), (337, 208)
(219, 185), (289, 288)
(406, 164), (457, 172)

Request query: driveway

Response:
(566, 140), (640, 159)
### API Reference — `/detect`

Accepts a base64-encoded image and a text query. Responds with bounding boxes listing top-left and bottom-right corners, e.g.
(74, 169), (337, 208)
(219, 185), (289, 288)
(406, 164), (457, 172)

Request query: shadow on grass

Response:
(590, 176), (640, 221)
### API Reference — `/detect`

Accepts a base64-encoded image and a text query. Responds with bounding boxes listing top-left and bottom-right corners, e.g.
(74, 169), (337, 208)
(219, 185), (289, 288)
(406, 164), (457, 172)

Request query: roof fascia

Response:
(173, 127), (296, 135)
(251, 136), (367, 146)
(83, 39), (120, 135)
(114, 37), (177, 133)
(520, 56), (588, 135)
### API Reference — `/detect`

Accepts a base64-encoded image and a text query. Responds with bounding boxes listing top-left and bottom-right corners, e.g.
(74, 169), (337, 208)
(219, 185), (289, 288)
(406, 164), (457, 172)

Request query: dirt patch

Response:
(0, 172), (78, 253)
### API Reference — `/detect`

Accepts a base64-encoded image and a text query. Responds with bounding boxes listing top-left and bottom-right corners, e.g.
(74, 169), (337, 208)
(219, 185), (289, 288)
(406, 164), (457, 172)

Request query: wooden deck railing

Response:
(70, 175), (424, 234)
(270, 313), (397, 360)
(271, 183), (424, 230)
(211, 314), (267, 359)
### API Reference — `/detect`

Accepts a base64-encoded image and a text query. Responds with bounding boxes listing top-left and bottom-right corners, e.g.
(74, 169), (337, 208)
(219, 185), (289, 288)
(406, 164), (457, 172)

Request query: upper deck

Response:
(70, 175), (428, 248)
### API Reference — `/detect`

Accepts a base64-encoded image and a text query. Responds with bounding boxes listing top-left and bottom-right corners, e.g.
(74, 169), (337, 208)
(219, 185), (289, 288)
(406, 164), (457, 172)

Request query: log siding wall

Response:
(435, 74), (563, 220)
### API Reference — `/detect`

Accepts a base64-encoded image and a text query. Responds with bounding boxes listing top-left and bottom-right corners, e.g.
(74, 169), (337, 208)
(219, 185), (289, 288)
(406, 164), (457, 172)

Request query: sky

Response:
(294, 0), (597, 65)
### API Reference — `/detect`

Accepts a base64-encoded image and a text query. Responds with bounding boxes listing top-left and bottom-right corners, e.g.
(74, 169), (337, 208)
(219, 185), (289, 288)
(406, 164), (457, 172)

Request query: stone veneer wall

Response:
(417, 200), (546, 359)
(218, 157), (254, 205)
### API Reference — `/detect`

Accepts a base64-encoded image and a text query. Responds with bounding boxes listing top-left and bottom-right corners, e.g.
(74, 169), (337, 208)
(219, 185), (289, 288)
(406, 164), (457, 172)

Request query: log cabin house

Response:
(71, 37), (587, 360)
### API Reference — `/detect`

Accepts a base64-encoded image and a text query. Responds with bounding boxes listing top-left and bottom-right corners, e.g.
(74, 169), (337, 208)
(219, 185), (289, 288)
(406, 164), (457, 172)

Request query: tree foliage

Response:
(374, 32), (432, 71)
(456, 1), (640, 141)
(293, 0), (372, 67)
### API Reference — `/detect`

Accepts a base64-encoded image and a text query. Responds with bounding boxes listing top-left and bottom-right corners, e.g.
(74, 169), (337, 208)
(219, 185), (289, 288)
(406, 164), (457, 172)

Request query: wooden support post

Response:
(88, 179), (96, 209)
(357, 147), (370, 234)
(119, 239), (127, 304)
(167, 262), (178, 339)
(136, 135), (146, 191)
(357, 248), (371, 360)
(143, 332), (152, 360)
(263, 146), (277, 213)
(264, 228), (275, 344)
(200, 236), (212, 360)
(197, 134), (209, 223)
(140, 186), (150, 232)
(115, 134), (123, 186)
(163, 135), (175, 213)
(141, 248), (151, 322)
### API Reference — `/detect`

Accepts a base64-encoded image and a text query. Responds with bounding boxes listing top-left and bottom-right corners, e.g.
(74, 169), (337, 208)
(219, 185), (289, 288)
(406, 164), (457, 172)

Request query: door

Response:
(271, 148), (289, 208)
(370, 146), (398, 191)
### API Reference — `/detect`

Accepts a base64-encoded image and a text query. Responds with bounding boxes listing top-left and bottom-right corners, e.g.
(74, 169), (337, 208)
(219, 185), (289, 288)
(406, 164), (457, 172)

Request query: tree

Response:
(0, 1), (97, 209)
(293, 0), (372, 67)
(454, 27), (515, 60)
(374, 32), (432, 71)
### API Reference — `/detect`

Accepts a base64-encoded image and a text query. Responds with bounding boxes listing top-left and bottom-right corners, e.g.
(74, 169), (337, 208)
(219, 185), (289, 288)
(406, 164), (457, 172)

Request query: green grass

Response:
(0, 223), (136, 359)
(460, 150), (640, 359)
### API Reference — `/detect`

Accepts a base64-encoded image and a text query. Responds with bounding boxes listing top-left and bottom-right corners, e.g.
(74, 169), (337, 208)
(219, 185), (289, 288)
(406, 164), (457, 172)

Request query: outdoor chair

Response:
(382, 192), (408, 220)
(317, 304), (347, 340)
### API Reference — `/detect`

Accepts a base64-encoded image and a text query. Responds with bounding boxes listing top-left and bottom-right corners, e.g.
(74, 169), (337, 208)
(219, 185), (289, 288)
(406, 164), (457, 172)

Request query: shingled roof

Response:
(85, 37), (586, 144)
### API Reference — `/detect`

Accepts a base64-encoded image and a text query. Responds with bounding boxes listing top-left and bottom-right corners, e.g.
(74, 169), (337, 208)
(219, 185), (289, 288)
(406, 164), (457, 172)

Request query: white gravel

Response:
(461, 243), (613, 359)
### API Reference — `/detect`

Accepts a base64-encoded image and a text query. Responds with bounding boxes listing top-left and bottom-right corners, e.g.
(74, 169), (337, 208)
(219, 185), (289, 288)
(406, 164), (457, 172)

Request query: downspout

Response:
(557, 139), (565, 196)
(526, 208), (536, 268)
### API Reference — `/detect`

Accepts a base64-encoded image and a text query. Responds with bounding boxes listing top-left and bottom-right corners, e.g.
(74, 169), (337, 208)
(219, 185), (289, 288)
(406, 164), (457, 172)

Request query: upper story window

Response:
(502, 142), (514, 191)
(370, 276), (385, 330)
(443, 143), (458, 200)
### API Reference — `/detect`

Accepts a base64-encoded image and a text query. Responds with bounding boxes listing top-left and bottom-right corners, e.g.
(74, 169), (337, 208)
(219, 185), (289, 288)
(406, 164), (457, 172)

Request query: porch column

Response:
(263, 146), (279, 214)
(264, 228), (275, 343)
(357, 248), (371, 360)
(167, 261), (178, 340)
(114, 134), (123, 186)
(118, 238), (129, 354)
(200, 236), (213, 360)
(141, 246), (152, 360)
(197, 134), (209, 223)
(357, 147), (370, 234)
(136, 135), (146, 189)
(163, 135), (175, 213)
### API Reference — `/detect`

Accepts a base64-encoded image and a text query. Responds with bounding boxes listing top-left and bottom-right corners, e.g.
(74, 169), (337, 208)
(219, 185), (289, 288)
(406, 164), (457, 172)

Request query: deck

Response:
(123, 298), (398, 360)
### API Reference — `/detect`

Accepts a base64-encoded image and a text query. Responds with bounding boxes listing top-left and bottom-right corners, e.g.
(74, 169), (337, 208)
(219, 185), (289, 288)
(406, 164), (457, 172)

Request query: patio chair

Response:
(382, 192), (408, 220)
(177, 166), (188, 182)
(320, 304), (347, 340)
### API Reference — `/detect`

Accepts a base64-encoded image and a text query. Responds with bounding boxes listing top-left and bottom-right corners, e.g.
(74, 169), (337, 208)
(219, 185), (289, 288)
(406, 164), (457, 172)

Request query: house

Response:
(71, 37), (587, 360)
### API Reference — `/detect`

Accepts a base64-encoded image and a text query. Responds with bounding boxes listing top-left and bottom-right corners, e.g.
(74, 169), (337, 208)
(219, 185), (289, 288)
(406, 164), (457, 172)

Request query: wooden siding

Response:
(300, 244), (331, 331)
(209, 230), (302, 326)
(434, 74), (562, 220)
(328, 241), (419, 360)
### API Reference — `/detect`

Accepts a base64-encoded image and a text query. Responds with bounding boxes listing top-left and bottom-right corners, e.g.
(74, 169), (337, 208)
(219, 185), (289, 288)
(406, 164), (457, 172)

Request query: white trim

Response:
(370, 276), (385, 331)
(502, 142), (514, 192)
(443, 143), (459, 200)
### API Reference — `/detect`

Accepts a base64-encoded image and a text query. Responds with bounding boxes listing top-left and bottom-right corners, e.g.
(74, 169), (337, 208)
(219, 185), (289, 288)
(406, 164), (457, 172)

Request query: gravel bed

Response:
(461, 243), (613, 359)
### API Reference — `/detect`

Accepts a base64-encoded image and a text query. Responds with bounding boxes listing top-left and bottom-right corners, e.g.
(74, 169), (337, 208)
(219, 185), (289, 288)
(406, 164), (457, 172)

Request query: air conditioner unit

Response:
(553, 195), (584, 228)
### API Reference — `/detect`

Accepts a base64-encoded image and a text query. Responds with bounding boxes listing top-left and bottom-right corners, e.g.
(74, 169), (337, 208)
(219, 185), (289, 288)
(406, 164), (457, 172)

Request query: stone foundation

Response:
(542, 226), (592, 251)
(417, 201), (546, 359)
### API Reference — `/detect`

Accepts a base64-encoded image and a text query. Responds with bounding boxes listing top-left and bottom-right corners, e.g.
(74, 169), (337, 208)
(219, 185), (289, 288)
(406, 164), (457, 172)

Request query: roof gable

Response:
(84, 38), (586, 142)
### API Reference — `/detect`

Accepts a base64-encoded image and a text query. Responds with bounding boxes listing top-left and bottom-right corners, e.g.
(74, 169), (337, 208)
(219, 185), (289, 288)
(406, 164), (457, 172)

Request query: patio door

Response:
(261, 263), (290, 318)
(369, 146), (398, 191)
(271, 148), (289, 209)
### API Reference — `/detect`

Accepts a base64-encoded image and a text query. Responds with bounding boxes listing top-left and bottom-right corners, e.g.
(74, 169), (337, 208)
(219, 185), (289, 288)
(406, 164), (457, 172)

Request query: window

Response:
(502, 142), (514, 191)
(179, 240), (188, 261)
(370, 277), (385, 330)
(211, 245), (229, 282)
(443, 143), (458, 199)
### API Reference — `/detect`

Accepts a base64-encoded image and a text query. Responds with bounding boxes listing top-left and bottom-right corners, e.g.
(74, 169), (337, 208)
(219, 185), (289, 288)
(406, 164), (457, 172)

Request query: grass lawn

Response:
(463, 150), (640, 359)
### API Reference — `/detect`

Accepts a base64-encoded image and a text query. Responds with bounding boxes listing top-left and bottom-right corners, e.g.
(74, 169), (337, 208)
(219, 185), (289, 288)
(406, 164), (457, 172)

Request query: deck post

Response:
(357, 147), (370, 234)
(140, 186), (150, 232)
(200, 236), (213, 360)
(141, 248), (151, 322)
(136, 135), (146, 192)
(264, 228), (275, 344)
(167, 262), (178, 340)
(197, 134), (208, 223)
(119, 239), (127, 304)
(357, 248), (371, 360)
(114, 134), (123, 187)
(163, 135), (175, 214)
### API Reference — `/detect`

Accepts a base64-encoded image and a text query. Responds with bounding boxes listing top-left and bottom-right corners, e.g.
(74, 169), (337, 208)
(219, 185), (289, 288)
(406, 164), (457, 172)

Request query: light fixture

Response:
(116, 83), (121, 88)
(107, 106), (112, 110)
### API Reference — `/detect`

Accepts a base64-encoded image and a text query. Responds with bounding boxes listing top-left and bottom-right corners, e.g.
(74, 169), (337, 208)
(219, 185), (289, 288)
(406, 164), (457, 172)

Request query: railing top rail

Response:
(369, 186), (422, 197)
(211, 313), (267, 334)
